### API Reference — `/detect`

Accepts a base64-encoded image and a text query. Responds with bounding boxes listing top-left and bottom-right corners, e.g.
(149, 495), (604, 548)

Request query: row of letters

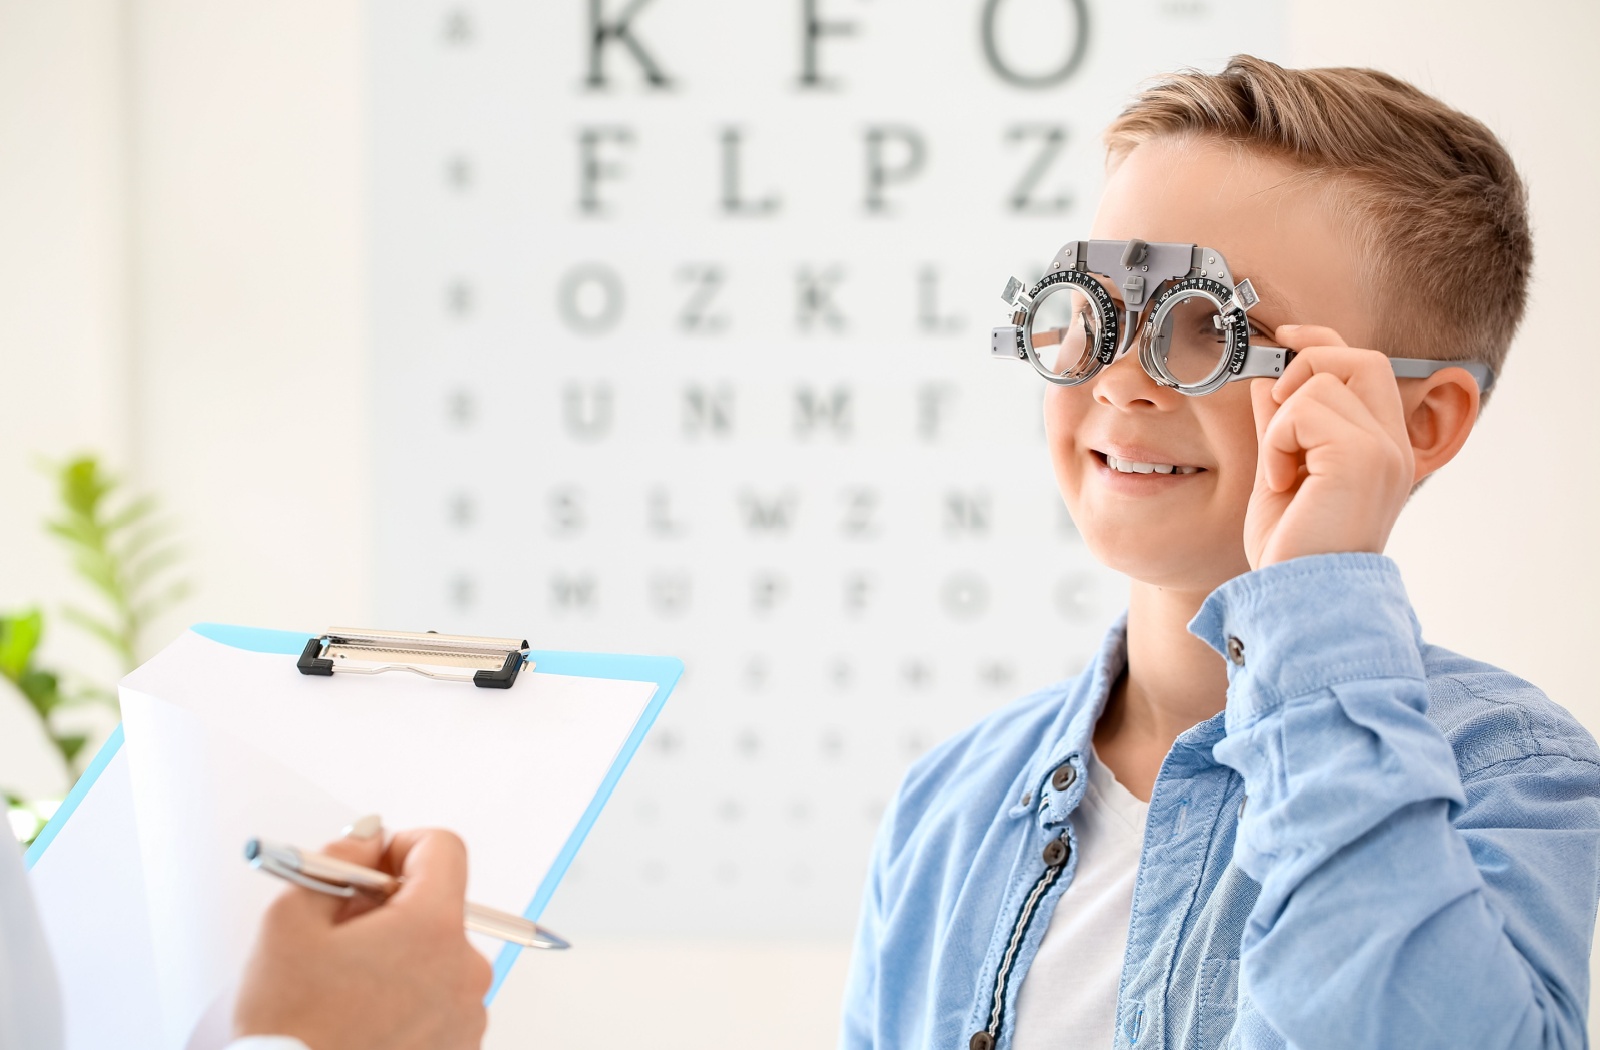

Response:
(444, 383), (1037, 442)
(446, 487), (1075, 539)
(562, 124), (1080, 216)
(438, 264), (1003, 337)
(442, 568), (1099, 620)
(440, 0), (1094, 92)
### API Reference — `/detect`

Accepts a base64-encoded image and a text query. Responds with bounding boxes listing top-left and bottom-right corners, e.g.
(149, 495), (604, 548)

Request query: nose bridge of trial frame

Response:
(1054, 239), (1237, 355)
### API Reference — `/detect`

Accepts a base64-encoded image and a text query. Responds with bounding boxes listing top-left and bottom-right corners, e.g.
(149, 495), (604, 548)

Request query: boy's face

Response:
(1046, 136), (1373, 592)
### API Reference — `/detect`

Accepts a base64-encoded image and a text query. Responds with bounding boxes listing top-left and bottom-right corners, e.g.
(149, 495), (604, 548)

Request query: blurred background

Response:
(2, 1), (1597, 1046)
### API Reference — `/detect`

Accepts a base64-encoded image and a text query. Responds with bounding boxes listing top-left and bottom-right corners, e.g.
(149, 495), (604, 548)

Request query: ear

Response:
(1400, 366), (1481, 484)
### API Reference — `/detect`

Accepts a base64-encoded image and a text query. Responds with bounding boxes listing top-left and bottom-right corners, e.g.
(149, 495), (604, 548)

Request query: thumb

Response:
(384, 828), (471, 918)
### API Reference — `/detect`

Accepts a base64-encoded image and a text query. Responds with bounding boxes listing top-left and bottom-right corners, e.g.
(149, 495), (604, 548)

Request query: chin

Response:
(1078, 520), (1248, 594)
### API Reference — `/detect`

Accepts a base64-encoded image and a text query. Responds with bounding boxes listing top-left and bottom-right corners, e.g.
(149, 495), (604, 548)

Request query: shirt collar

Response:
(1011, 611), (1128, 824)
(1014, 610), (1229, 826)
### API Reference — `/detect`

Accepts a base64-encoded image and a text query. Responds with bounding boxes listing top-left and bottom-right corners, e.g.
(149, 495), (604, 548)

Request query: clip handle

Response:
(296, 627), (531, 688)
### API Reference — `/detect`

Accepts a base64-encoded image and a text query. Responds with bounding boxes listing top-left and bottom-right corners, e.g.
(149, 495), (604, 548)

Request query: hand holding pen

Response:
(245, 833), (568, 950)
(233, 821), (493, 1050)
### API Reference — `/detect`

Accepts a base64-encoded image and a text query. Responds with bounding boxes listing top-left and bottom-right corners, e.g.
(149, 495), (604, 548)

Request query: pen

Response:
(244, 837), (570, 950)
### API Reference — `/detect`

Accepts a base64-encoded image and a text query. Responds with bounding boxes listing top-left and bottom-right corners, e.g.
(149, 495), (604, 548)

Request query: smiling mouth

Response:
(1093, 451), (1205, 476)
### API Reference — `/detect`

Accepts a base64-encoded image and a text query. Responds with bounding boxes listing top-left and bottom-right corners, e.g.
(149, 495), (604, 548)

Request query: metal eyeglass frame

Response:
(989, 239), (1496, 397)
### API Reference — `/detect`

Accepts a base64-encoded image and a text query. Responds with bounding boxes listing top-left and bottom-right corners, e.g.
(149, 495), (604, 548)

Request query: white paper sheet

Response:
(26, 746), (163, 1050)
(33, 629), (660, 1049)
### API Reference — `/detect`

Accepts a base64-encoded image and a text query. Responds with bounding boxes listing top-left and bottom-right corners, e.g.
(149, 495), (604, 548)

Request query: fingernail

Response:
(343, 814), (382, 840)
(1278, 323), (1301, 332)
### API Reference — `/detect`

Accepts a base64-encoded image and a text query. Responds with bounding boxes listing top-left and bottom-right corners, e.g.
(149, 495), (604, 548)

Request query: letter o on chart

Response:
(941, 573), (990, 619)
(559, 264), (625, 334)
(981, 0), (1091, 89)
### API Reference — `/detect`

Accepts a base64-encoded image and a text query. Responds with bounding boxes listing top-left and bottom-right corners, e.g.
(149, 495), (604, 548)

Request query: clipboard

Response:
(23, 622), (682, 1050)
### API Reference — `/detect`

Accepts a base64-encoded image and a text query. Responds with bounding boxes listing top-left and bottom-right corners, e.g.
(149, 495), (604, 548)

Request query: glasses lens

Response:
(1029, 285), (1100, 380)
(1152, 292), (1231, 387)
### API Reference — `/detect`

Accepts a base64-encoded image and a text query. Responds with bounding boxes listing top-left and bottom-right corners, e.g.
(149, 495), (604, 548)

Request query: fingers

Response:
(1259, 379), (1409, 493)
(1247, 374), (1382, 494)
(384, 828), (471, 916)
(1255, 368), (1383, 445)
(1261, 390), (1363, 492)
(262, 816), (388, 929)
(322, 816), (389, 922)
(1271, 325), (1408, 434)
(1287, 371), (1391, 437)
(1272, 322), (1348, 352)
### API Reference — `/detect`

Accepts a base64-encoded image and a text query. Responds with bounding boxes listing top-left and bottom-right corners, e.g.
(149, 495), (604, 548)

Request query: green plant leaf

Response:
(70, 684), (119, 708)
(117, 521), (173, 567)
(44, 453), (190, 698)
(44, 517), (101, 550)
(123, 544), (184, 592)
(56, 734), (88, 764)
(104, 493), (157, 534)
(132, 579), (193, 626)
(61, 606), (132, 663)
(0, 609), (43, 680)
(58, 456), (113, 517)
(71, 551), (126, 607)
(18, 669), (61, 719)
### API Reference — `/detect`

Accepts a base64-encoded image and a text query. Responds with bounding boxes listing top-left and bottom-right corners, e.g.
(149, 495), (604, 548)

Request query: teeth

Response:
(1105, 454), (1199, 476)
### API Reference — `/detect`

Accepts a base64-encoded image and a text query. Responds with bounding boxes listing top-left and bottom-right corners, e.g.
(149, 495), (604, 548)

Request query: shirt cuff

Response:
(225, 1038), (313, 1050)
(1188, 552), (1427, 728)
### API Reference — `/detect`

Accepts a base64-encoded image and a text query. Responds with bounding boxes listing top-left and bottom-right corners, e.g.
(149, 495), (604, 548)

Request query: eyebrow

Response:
(1238, 276), (1292, 341)
(1240, 275), (1291, 321)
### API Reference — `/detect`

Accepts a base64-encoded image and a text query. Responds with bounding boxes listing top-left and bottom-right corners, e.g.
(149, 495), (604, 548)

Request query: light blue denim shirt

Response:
(841, 553), (1600, 1049)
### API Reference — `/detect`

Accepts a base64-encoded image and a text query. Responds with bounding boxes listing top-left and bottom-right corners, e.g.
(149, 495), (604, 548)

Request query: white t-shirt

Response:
(1012, 748), (1148, 1049)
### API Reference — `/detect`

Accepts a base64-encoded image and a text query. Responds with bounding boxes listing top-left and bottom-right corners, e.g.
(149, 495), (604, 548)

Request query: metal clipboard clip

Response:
(296, 627), (531, 689)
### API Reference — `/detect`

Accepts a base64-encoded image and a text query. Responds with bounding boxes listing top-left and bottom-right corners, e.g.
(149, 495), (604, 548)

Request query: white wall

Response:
(1, 1), (1596, 1046)
(0, 0), (131, 798)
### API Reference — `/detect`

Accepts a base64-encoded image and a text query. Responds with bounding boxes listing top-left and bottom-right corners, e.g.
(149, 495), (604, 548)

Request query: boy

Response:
(840, 56), (1600, 1050)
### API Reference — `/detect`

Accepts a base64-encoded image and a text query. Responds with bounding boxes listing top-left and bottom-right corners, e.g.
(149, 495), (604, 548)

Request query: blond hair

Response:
(1104, 55), (1530, 401)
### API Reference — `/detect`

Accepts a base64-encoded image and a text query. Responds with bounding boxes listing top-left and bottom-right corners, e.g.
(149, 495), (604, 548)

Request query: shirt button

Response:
(1226, 635), (1246, 666)
(1051, 764), (1077, 791)
(1019, 792), (1032, 807)
(970, 1032), (995, 1050)
(1041, 837), (1069, 866)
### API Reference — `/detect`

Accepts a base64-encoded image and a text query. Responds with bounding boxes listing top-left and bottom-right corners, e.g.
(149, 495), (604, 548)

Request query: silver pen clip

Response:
(254, 851), (358, 898)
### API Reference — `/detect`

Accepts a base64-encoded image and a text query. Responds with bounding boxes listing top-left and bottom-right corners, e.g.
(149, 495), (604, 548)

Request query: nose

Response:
(1091, 345), (1179, 411)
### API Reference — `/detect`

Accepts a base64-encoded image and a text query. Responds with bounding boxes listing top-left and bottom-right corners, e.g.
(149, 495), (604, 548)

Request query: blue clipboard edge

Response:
(23, 622), (683, 1004)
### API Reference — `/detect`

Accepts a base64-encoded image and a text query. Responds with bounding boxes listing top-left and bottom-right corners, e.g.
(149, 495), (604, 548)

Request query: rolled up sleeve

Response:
(1192, 553), (1600, 1050)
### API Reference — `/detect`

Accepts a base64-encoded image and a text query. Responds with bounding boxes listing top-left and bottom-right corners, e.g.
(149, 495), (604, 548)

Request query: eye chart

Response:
(371, 0), (1282, 935)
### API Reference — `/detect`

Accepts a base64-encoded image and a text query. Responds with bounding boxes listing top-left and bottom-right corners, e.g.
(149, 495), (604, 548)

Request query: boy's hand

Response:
(1243, 324), (1415, 570)
(232, 826), (493, 1050)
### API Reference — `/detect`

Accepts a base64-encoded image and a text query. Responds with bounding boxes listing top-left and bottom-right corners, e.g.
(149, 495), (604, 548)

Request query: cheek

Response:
(1200, 388), (1262, 497)
(1042, 382), (1086, 438)
(1042, 384), (1090, 468)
